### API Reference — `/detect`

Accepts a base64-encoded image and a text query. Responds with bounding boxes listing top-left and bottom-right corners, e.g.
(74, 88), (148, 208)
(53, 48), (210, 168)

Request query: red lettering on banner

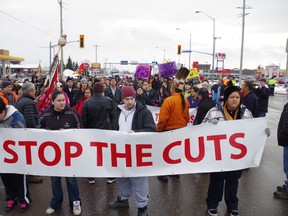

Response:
(229, 133), (247, 159)
(38, 141), (61, 166)
(136, 144), (152, 167)
(111, 143), (132, 167)
(3, 140), (18, 163)
(19, 141), (37, 164)
(189, 115), (195, 124)
(90, 142), (108, 166)
(65, 142), (83, 166)
(163, 141), (181, 164)
(155, 113), (159, 122)
(207, 134), (227, 160)
(184, 137), (205, 162)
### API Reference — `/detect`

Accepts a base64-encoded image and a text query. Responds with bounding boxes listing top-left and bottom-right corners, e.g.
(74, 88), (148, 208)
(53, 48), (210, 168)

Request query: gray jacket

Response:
(202, 102), (253, 123)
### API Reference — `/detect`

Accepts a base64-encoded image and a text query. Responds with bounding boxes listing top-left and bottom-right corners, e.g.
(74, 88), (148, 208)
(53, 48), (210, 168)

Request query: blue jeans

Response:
(49, 177), (81, 209)
(117, 177), (149, 208)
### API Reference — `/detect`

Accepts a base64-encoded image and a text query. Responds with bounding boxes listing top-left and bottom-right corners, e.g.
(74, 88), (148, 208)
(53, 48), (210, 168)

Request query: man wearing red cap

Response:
(108, 86), (155, 216)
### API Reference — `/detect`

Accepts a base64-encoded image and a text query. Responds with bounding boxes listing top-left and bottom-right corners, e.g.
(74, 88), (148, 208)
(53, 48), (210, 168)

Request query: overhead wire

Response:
(0, 10), (57, 39)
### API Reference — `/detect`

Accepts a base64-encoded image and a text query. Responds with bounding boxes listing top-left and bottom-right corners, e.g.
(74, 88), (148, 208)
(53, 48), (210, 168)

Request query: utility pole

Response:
(237, 0), (252, 85)
(93, 45), (100, 63)
(286, 38), (288, 77)
(58, 0), (64, 78)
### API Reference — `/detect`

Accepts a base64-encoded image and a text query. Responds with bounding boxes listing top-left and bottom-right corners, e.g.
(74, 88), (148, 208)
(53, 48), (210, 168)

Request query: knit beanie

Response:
(224, 86), (241, 103)
(93, 82), (104, 93)
(122, 86), (136, 99)
(2, 81), (12, 89)
(66, 77), (73, 83)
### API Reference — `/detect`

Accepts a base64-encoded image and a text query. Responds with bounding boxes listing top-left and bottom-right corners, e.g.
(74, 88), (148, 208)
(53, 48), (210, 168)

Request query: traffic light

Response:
(177, 45), (181, 55)
(79, 34), (84, 48)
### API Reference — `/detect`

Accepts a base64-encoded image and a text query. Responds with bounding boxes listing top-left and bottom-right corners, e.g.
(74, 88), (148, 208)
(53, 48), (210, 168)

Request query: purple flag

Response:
(158, 61), (177, 78)
(134, 65), (151, 79)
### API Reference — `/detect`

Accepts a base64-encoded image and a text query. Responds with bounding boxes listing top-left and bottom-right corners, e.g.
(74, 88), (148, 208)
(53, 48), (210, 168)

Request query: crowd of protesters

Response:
(0, 71), (277, 216)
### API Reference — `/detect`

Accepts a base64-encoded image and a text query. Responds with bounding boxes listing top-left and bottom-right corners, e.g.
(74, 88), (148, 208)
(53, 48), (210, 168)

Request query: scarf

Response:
(223, 103), (239, 120)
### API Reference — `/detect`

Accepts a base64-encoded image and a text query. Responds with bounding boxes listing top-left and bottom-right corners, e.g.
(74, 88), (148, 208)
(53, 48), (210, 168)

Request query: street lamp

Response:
(176, 28), (192, 69)
(155, 46), (166, 62)
(195, 10), (216, 83)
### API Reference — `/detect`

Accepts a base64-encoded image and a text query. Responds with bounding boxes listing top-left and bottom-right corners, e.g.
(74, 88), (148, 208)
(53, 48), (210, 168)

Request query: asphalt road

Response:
(0, 94), (288, 216)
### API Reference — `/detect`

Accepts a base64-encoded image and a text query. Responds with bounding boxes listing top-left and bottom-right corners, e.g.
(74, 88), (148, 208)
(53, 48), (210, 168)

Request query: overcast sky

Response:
(1, 0), (287, 71)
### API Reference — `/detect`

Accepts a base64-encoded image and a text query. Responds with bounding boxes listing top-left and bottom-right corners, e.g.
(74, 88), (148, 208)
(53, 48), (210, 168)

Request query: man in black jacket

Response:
(241, 81), (260, 118)
(82, 82), (115, 130)
(194, 88), (216, 125)
(254, 78), (271, 117)
(274, 102), (288, 199)
(15, 82), (43, 183)
(104, 77), (122, 104)
(82, 82), (116, 184)
(63, 77), (77, 106)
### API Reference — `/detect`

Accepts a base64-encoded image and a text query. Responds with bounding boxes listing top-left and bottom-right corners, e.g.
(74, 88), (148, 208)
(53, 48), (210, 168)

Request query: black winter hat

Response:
(2, 81), (12, 89)
(66, 77), (73, 83)
(224, 86), (241, 103)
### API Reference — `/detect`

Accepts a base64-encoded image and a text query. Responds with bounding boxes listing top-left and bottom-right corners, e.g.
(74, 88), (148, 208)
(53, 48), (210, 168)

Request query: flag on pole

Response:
(77, 63), (90, 74)
(37, 65), (59, 112)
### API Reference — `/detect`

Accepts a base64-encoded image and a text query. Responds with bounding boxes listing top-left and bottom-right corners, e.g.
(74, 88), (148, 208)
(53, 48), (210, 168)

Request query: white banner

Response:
(147, 105), (197, 124)
(0, 118), (267, 177)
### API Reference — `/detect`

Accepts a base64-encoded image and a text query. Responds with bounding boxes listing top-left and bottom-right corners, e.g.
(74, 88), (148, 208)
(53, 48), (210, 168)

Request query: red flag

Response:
(38, 66), (59, 112)
(78, 63), (85, 73)
(78, 63), (90, 74)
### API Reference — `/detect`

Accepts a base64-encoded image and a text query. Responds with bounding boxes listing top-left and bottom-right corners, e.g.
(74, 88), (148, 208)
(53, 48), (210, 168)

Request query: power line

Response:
(0, 10), (57, 38)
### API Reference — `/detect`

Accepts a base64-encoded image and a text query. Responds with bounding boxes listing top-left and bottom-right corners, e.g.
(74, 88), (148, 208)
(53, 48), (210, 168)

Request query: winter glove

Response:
(265, 128), (271, 137)
(211, 119), (219, 125)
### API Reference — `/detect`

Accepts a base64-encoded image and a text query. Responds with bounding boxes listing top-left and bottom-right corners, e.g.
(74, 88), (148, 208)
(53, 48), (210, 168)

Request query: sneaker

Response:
(207, 209), (218, 216)
(157, 176), (168, 183)
(138, 206), (148, 216)
(277, 183), (287, 192)
(277, 185), (284, 192)
(86, 178), (95, 184)
(108, 196), (129, 208)
(73, 201), (81, 215)
(45, 207), (55, 215)
(19, 203), (28, 213)
(230, 210), (239, 216)
(274, 190), (288, 199)
(107, 178), (117, 184)
(6, 199), (17, 212)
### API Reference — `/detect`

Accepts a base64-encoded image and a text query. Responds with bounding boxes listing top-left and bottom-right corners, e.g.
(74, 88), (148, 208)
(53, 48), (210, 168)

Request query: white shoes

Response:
(45, 201), (81, 215)
(73, 201), (81, 215)
(45, 207), (55, 215)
